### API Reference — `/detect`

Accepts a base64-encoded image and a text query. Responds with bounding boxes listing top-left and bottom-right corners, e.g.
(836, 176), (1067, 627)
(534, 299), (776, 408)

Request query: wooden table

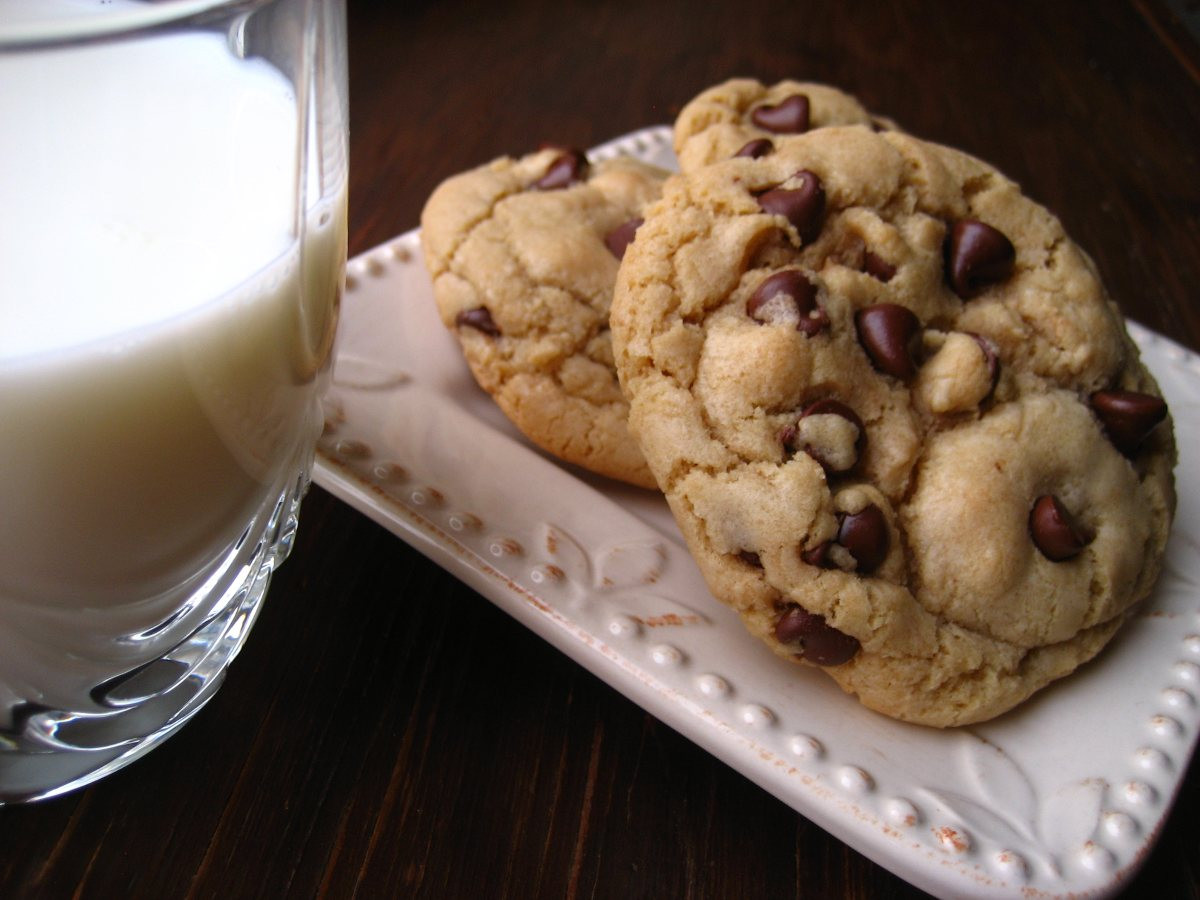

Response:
(3, 1), (1198, 896)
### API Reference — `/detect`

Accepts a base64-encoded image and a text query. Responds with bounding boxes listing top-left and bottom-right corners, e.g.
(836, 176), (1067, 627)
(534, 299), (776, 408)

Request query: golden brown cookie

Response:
(611, 125), (1175, 726)
(421, 147), (666, 488)
(673, 77), (887, 172)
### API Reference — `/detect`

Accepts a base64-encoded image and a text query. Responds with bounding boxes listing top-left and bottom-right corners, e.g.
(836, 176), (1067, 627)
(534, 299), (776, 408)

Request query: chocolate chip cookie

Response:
(610, 125), (1175, 726)
(421, 146), (666, 488)
(673, 78), (886, 172)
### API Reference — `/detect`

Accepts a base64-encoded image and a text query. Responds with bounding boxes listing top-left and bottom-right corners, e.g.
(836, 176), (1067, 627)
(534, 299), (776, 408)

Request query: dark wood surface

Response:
(3, 1), (1199, 896)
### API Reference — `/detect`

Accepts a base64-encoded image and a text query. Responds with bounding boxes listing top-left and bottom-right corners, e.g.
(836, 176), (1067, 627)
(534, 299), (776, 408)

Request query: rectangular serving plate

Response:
(315, 126), (1200, 899)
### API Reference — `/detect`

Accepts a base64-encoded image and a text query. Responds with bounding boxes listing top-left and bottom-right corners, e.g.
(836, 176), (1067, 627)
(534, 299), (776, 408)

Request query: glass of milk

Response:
(0, 0), (348, 802)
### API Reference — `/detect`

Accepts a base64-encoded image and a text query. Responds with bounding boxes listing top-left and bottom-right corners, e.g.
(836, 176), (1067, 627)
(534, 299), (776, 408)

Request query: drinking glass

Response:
(0, 0), (348, 802)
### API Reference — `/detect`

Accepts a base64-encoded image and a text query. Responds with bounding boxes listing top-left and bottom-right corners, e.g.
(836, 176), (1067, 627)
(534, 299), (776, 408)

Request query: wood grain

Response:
(2, 1), (1198, 897)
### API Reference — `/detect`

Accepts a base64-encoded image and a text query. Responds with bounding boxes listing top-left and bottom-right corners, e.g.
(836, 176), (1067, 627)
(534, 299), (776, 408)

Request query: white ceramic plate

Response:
(314, 126), (1200, 899)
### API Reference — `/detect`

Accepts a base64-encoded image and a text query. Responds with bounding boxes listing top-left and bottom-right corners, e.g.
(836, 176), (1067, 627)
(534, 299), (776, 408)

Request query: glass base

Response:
(0, 469), (309, 805)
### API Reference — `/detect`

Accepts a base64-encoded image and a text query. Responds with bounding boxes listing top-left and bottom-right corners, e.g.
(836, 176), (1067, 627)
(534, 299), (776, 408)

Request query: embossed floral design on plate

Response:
(315, 127), (1200, 900)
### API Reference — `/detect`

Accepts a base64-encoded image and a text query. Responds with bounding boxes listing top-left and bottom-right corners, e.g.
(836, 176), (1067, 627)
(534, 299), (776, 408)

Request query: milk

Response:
(0, 5), (345, 717)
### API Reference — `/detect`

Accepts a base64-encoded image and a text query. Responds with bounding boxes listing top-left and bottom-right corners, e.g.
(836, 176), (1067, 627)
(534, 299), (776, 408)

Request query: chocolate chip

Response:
(801, 508), (888, 574)
(855, 303), (922, 378)
(773, 605), (860, 666)
(1030, 495), (1091, 561)
(737, 550), (763, 568)
(863, 251), (896, 282)
(801, 542), (832, 567)
(746, 269), (828, 335)
(604, 217), (644, 260)
(1090, 390), (1168, 456)
(945, 219), (1015, 298)
(751, 94), (811, 133)
(756, 170), (825, 243)
(838, 504), (889, 574)
(734, 138), (774, 159)
(455, 306), (501, 336)
(533, 148), (589, 190)
(783, 399), (864, 473)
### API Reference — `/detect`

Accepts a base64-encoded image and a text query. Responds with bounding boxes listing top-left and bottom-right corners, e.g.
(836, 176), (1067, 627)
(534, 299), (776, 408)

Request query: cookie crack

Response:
(960, 171), (997, 203)
(1041, 233), (1067, 271)
(473, 232), (611, 356)
(442, 179), (531, 279)
(893, 456), (925, 599)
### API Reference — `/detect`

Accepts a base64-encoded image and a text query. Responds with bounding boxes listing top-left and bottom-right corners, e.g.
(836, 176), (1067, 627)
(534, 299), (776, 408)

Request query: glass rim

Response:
(0, 0), (270, 49)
